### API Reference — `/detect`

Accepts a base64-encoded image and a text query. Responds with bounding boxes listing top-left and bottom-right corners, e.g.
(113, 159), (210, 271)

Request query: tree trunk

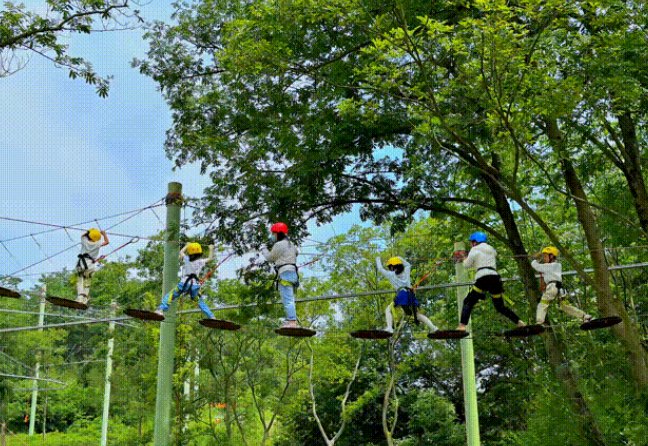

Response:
(545, 117), (648, 388)
(561, 156), (648, 388)
(616, 112), (648, 234)
(482, 158), (607, 445)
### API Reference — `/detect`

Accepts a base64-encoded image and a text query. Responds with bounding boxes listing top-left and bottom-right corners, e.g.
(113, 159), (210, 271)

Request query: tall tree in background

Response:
(0, 0), (142, 96)
(136, 0), (648, 389)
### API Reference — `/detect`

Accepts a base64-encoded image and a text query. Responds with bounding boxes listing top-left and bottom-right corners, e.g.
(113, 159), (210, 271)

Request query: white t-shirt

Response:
(376, 257), (411, 289)
(181, 256), (208, 281)
(531, 260), (561, 283)
(80, 237), (103, 261)
(463, 243), (498, 279)
(261, 240), (298, 274)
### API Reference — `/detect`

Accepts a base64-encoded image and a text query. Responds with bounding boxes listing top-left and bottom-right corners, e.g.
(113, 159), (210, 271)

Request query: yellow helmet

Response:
(542, 246), (559, 257)
(386, 257), (403, 267)
(186, 243), (202, 255)
(88, 228), (101, 242)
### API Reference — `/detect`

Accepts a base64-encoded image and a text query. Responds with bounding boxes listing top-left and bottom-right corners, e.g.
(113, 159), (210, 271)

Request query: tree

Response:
(1, 0), (142, 96)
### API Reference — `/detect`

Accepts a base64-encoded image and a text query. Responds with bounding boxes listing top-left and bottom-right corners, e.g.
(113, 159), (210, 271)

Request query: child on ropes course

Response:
(376, 256), (437, 334)
(456, 231), (526, 331)
(156, 242), (216, 319)
(261, 222), (300, 328)
(76, 228), (109, 304)
(531, 246), (591, 324)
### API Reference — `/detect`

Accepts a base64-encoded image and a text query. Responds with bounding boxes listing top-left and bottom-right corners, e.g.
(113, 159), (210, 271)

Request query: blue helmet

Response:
(469, 231), (487, 243)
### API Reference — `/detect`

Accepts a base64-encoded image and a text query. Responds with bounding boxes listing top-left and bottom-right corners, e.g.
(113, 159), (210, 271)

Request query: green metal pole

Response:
(28, 287), (46, 436)
(455, 241), (481, 446)
(100, 301), (117, 446)
(153, 182), (183, 446)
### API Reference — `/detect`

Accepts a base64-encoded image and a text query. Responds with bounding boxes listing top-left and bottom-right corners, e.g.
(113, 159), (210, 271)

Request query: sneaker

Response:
(583, 315), (592, 323)
(155, 309), (164, 316)
(282, 320), (298, 329)
(76, 295), (88, 305)
(384, 327), (393, 334)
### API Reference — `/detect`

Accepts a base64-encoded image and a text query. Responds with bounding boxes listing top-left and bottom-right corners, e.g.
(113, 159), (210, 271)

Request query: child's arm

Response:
(205, 245), (215, 262)
(101, 231), (109, 246)
(179, 244), (189, 260)
(531, 254), (550, 273)
(463, 249), (476, 269)
(375, 257), (388, 277)
(262, 244), (277, 262)
(400, 257), (411, 276)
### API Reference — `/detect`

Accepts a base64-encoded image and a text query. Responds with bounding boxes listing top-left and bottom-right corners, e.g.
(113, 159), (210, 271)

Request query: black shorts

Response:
(474, 274), (503, 297)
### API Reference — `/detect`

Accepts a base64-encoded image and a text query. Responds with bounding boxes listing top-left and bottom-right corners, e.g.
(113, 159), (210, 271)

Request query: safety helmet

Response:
(186, 243), (203, 255)
(542, 246), (559, 257)
(270, 222), (288, 234)
(88, 228), (101, 242)
(469, 231), (487, 243)
(386, 257), (403, 267)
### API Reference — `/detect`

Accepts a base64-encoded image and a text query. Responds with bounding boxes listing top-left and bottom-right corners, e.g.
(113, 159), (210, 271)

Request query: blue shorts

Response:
(394, 289), (418, 307)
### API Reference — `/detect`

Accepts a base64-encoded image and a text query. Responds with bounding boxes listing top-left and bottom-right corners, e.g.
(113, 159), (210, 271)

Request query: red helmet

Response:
(270, 222), (288, 234)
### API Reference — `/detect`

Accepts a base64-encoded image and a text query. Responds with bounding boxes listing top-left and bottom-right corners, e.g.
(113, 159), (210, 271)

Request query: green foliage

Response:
(0, 0), (142, 96)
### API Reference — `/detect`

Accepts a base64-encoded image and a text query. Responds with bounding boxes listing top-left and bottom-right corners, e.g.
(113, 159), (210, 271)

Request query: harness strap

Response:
(274, 263), (298, 273)
(274, 264), (299, 290)
(181, 274), (200, 296)
(76, 253), (95, 273)
(492, 293), (515, 306)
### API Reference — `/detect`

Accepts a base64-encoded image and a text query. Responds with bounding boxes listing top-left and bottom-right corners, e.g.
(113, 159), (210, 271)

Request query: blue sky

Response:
(0, 0), (364, 293)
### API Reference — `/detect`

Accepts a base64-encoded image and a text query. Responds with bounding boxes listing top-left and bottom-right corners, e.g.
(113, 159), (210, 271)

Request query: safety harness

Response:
(477, 266), (497, 273)
(398, 286), (419, 324)
(179, 274), (200, 300)
(76, 253), (95, 275)
(275, 263), (299, 290)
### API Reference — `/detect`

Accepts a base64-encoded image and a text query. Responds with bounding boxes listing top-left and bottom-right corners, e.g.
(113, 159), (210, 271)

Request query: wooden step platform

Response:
(124, 308), (164, 321)
(0, 287), (21, 299)
(274, 327), (316, 338)
(580, 316), (622, 331)
(46, 295), (88, 310)
(199, 319), (241, 331)
(427, 330), (470, 340)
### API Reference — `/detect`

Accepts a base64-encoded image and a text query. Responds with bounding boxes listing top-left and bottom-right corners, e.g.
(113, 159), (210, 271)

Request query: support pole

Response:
(153, 182), (183, 446)
(455, 242), (480, 446)
(100, 302), (117, 446)
(28, 287), (46, 436)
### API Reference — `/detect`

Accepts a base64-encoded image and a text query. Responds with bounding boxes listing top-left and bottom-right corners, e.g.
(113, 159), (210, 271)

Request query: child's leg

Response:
(77, 266), (94, 301)
(459, 287), (483, 326)
(491, 295), (522, 324)
(558, 301), (590, 321)
(385, 302), (395, 332)
(278, 272), (297, 321)
(536, 300), (551, 324)
(415, 311), (437, 331)
(76, 274), (86, 297)
(158, 284), (181, 312)
(193, 285), (216, 319)
(536, 285), (558, 324)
